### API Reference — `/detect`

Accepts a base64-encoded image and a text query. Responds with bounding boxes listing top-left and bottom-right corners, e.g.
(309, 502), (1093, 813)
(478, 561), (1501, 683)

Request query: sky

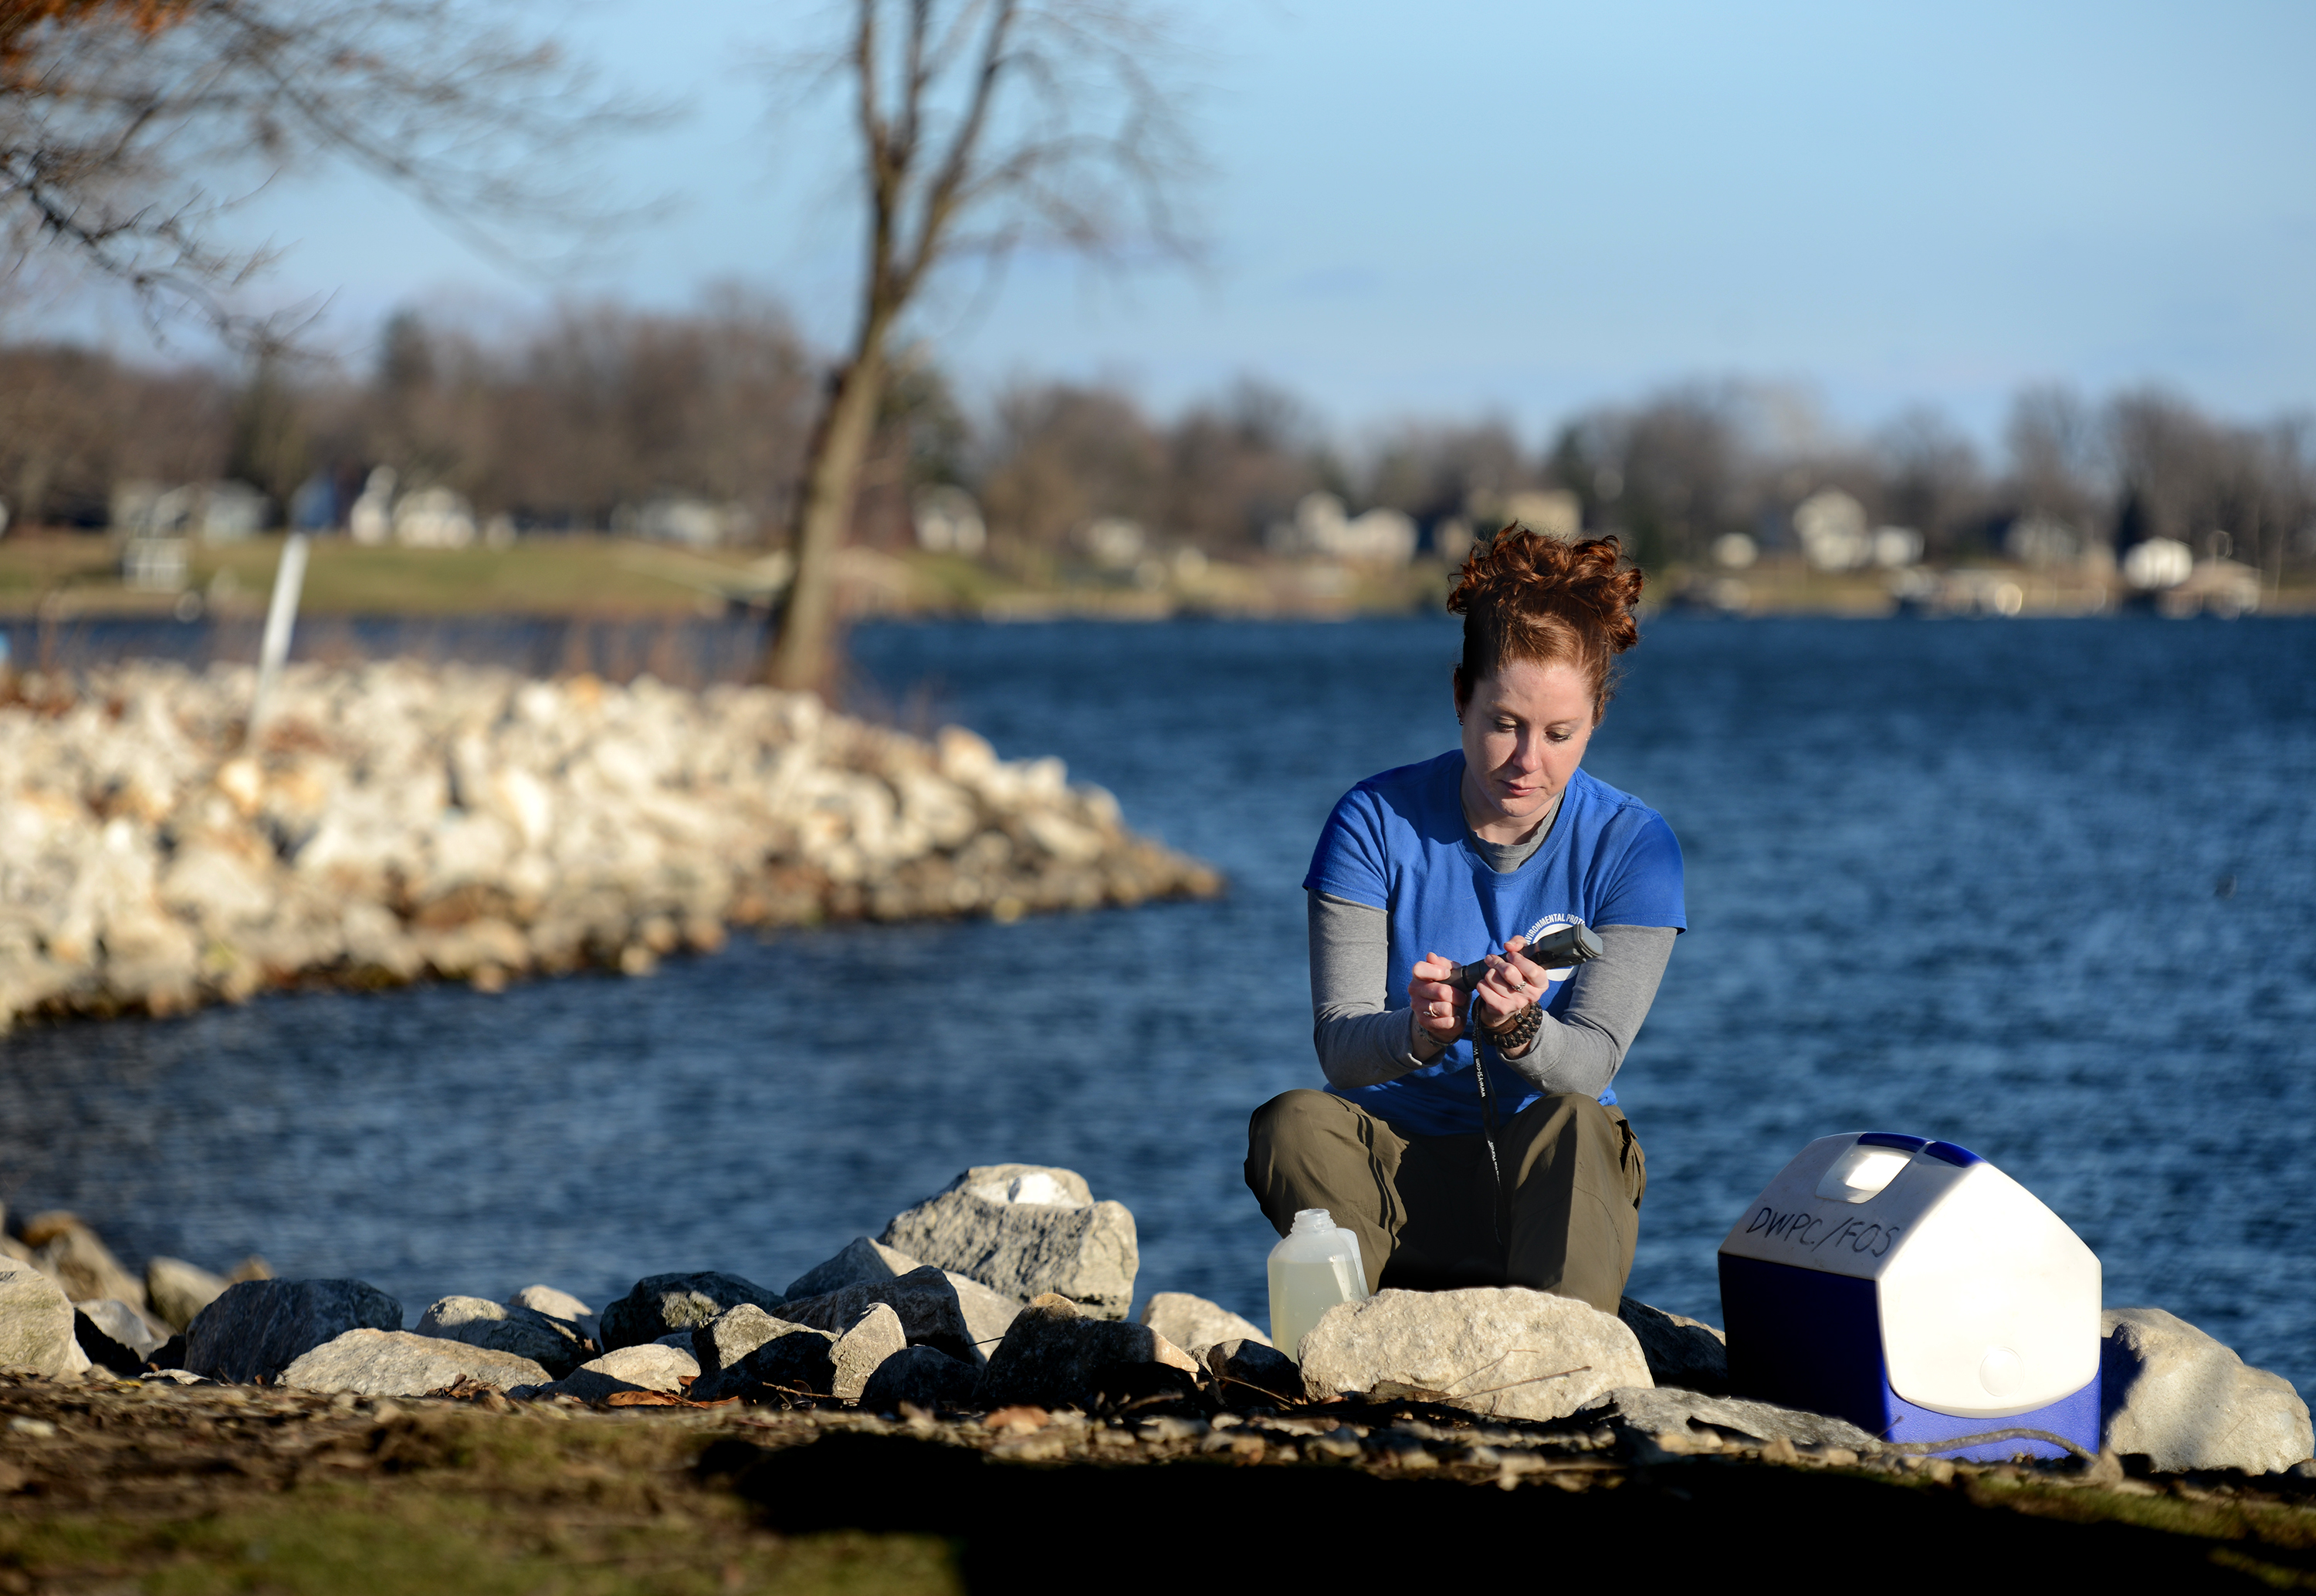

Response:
(110, 0), (2316, 447)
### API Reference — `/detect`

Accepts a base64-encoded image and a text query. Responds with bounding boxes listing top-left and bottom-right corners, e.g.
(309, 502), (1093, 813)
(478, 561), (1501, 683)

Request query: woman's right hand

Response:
(1408, 952), (1465, 1048)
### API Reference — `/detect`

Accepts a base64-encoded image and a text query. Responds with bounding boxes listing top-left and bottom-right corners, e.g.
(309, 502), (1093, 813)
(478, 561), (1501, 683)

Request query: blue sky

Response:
(192, 0), (2315, 445)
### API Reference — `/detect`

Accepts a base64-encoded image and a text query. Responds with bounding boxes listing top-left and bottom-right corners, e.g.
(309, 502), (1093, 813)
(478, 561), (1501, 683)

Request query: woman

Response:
(1245, 529), (1683, 1314)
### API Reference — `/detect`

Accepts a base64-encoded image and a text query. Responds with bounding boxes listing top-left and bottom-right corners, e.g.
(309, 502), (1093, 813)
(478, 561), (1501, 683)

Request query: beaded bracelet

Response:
(1482, 1001), (1542, 1055)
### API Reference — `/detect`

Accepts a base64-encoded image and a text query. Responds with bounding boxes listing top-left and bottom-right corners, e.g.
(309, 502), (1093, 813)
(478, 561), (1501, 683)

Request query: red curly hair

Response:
(1448, 527), (1644, 722)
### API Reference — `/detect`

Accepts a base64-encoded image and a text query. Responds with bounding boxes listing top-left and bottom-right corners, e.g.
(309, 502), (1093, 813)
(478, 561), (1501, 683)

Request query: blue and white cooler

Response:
(1717, 1131), (2102, 1461)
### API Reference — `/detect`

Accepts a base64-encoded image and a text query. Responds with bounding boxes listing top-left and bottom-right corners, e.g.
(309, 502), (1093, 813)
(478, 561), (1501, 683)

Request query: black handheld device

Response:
(1442, 922), (1602, 990)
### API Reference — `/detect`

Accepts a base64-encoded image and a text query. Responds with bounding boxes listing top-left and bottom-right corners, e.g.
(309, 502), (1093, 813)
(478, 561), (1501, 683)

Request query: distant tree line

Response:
(2, 299), (2311, 579)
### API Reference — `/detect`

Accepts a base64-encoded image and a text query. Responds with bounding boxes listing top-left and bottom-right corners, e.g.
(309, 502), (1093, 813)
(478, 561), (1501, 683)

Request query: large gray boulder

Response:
(1580, 1386), (1878, 1451)
(975, 1293), (1200, 1408)
(2101, 1307), (2314, 1475)
(1142, 1291), (1268, 1354)
(831, 1304), (907, 1402)
(0, 1263), (91, 1378)
(185, 1279), (403, 1384)
(1617, 1298), (1729, 1395)
(546, 1342), (700, 1403)
(689, 1325), (840, 1403)
(416, 1296), (589, 1377)
(282, 1329), (548, 1396)
(881, 1164), (1138, 1320)
(1298, 1287), (1653, 1424)
(859, 1346), (979, 1412)
(777, 1266), (983, 1366)
(786, 1236), (1022, 1354)
(146, 1257), (230, 1333)
(598, 1272), (784, 1352)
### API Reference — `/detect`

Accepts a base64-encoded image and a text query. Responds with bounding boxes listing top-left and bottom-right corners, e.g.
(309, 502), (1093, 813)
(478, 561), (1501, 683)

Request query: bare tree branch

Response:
(1, 0), (657, 347)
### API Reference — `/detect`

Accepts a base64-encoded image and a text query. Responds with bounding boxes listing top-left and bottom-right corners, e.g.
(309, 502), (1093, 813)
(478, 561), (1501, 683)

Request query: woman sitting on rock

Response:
(1246, 528), (1683, 1314)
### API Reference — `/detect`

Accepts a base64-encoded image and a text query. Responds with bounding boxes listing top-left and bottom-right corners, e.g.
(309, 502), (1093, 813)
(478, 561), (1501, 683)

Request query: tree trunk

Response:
(766, 338), (889, 692)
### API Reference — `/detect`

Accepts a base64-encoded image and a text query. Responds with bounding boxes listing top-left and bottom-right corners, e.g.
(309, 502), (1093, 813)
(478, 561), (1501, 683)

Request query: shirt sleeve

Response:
(1308, 890), (1441, 1088)
(1589, 809), (1687, 931)
(1302, 786), (1390, 910)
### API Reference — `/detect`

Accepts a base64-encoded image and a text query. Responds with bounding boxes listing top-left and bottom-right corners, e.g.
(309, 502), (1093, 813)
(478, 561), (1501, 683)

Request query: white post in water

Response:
(249, 532), (310, 735)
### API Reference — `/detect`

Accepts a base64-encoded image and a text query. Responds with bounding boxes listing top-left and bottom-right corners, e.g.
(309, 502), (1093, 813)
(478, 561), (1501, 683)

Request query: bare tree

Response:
(1, 0), (638, 345)
(764, 0), (1201, 691)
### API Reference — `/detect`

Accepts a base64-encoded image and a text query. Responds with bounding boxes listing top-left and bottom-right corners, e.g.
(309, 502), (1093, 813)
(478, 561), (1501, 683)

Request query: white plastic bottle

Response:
(1268, 1207), (1369, 1363)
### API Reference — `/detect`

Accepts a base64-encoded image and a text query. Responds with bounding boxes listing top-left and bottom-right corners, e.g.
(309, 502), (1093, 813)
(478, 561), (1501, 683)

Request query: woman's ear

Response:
(1451, 664), (1468, 721)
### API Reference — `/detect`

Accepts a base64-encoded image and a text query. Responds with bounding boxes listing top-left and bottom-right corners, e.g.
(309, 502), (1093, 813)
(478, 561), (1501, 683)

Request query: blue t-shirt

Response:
(1302, 751), (1686, 1138)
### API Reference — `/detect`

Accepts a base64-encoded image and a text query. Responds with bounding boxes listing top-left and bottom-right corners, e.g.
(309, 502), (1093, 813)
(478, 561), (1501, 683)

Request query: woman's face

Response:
(1457, 659), (1597, 834)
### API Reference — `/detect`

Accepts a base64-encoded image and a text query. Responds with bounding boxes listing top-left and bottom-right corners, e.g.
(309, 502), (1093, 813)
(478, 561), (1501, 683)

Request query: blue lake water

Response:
(4, 615), (2312, 1399)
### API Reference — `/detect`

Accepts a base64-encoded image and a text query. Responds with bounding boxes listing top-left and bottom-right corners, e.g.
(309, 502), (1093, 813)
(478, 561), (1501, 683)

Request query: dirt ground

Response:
(5, 1371), (2314, 1593)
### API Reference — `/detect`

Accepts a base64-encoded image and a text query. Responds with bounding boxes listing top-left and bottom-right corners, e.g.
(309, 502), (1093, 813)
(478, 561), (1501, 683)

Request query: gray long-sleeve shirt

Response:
(1307, 898), (1677, 1101)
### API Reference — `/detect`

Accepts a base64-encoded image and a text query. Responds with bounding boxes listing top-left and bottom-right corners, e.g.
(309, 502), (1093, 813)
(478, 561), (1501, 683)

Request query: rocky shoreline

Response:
(6, 1163), (2316, 1589)
(0, 661), (1222, 1029)
(5, 1162), (2309, 1480)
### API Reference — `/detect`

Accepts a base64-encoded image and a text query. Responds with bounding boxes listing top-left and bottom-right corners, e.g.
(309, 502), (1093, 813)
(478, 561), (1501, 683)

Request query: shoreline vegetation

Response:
(5, 533), (2313, 627)
(0, 658), (1221, 1033)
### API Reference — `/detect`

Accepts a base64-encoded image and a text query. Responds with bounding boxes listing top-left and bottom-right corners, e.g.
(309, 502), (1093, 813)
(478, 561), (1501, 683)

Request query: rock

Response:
(0, 661), (1221, 1033)
(975, 1293), (1200, 1409)
(858, 1346), (980, 1412)
(0, 1263), (93, 1378)
(944, 1273), (1025, 1358)
(2101, 1307), (2314, 1475)
(784, 1236), (922, 1300)
(415, 1296), (589, 1377)
(74, 1304), (151, 1375)
(547, 1342), (700, 1403)
(78, 1297), (165, 1360)
(689, 1325), (840, 1404)
(507, 1283), (593, 1320)
(184, 1278), (404, 1384)
(1618, 1297), (1729, 1395)
(18, 1212), (145, 1309)
(1203, 1337), (1300, 1402)
(831, 1304), (907, 1402)
(881, 1164), (1138, 1319)
(507, 1284), (598, 1343)
(1142, 1291), (1268, 1354)
(146, 1257), (230, 1333)
(783, 1236), (1021, 1357)
(598, 1272), (784, 1352)
(690, 1303), (803, 1373)
(1580, 1387), (1879, 1452)
(777, 1266), (983, 1366)
(281, 1329), (548, 1396)
(1297, 1287), (1653, 1424)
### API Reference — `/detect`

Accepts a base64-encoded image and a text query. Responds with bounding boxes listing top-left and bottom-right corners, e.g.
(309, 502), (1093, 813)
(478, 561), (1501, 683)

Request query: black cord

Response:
(1469, 992), (1505, 1246)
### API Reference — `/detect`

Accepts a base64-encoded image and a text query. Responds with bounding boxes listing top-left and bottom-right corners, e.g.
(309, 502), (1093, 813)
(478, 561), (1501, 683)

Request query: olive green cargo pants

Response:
(1244, 1088), (1646, 1314)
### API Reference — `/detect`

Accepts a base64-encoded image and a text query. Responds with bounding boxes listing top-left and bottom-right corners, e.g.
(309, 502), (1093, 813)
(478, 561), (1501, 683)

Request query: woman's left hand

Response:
(1474, 935), (1547, 1033)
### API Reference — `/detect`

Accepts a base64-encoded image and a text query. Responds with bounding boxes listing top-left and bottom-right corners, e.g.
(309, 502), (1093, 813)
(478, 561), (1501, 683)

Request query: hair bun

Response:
(1448, 528), (1644, 715)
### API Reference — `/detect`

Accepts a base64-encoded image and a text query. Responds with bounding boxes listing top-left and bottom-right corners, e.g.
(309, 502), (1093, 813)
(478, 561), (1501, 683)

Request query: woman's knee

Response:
(1248, 1088), (1347, 1159)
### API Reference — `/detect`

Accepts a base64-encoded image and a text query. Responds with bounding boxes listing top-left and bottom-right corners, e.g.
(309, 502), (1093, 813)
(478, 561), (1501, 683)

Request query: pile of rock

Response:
(0, 660), (1222, 1029)
(3, 1163), (2309, 1479)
